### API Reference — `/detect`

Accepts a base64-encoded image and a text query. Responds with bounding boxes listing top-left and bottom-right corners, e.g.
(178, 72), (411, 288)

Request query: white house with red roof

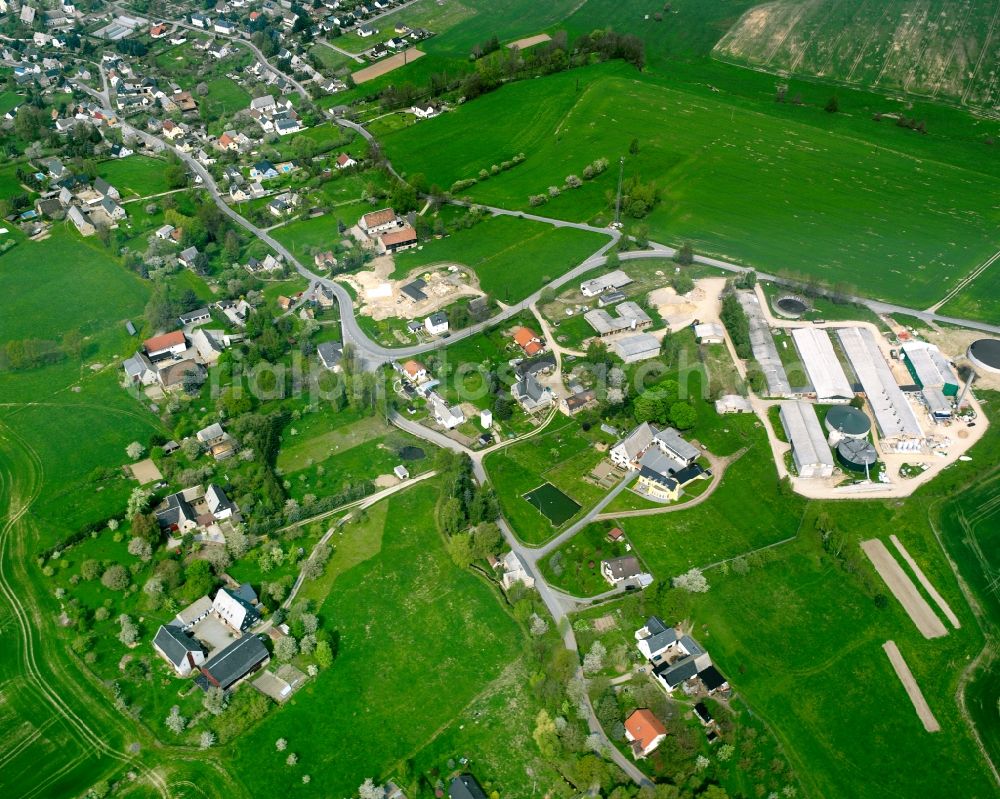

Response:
(624, 709), (667, 758)
(335, 153), (357, 170)
(143, 330), (187, 359)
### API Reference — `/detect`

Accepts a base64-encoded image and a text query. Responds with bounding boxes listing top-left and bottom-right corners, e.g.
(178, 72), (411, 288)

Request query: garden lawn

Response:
(271, 201), (370, 262)
(97, 155), (173, 198)
(393, 215), (608, 303)
(200, 77), (251, 121)
(233, 481), (523, 797)
(484, 415), (608, 544)
(382, 62), (1000, 308)
(541, 522), (631, 596)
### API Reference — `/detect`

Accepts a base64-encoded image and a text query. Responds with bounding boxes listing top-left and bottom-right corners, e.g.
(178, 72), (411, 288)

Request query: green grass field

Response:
(200, 76), (251, 121)
(540, 521), (630, 596)
(271, 201), (370, 262)
(382, 62), (1000, 310)
(97, 155), (174, 198)
(393, 215), (608, 303)
(232, 480), (524, 796)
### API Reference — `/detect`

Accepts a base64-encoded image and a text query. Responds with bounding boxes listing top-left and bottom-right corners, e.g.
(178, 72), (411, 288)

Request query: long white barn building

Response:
(791, 327), (854, 403)
(779, 401), (835, 478)
(836, 327), (923, 446)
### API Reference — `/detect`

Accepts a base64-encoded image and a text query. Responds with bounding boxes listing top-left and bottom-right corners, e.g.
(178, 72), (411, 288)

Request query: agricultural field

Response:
(392, 215), (608, 303)
(936, 255), (1000, 323)
(382, 61), (1000, 309)
(714, 0), (1000, 109)
(231, 481), (525, 797)
(97, 155), (174, 198)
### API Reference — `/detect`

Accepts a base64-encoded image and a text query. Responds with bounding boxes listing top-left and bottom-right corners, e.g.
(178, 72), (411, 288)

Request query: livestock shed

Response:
(901, 342), (959, 396)
(791, 327), (854, 402)
(836, 327), (923, 446)
(737, 291), (791, 396)
(779, 400), (835, 478)
(612, 333), (661, 363)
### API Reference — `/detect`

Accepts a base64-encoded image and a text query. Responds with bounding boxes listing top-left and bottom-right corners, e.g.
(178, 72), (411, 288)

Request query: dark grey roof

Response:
(515, 353), (556, 377)
(205, 484), (234, 515)
(231, 582), (257, 604)
(179, 307), (210, 324)
(641, 616), (677, 654)
(694, 701), (712, 724)
(699, 665), (726, 691)
(401, 280), (427, 302)
(153, 624), (202, 666)
(639, 465), (677, 489)
(94, 176), (113, 196)
(603, 555), (642, 580)
(317, 341), (343, 368)
(198, 635), (268, 690)
(654, 655), (698, 687)
(156, 492), (197, 529)
(428, 311), (447, 325)
(679, 634), (705, 658)
(217, 586), (260, 631)
(515, 375), (545, 402)
(449, 775), (487, 799)
(673, 464), (705, 485)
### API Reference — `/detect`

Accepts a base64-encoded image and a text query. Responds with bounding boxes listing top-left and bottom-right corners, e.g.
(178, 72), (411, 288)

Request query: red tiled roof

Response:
(524, 341), (544, 357)
(625, 709), (666, 751)
(336, 153), (354, 166)
(380, 226), (417, 247)
(362, 208), (396, 228)
(144, 330), (186, 353)
(403, 359), (425, 377)
(513, 326), (539, 347)
(608, 527), (625, 540)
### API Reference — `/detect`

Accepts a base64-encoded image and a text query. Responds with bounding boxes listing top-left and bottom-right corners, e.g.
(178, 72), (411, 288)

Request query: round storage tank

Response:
(837, 438), (878, 473)
(968, 338), (1000, 375)
(825, 406), (871, 439)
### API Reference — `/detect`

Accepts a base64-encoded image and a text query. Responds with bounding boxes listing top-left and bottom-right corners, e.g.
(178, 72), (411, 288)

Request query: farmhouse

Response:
(197, 634), (269, 691)
(624, 708), (667, 759)
(581, 269), (632, 297)
(601, 555), (652, 587)
(155, 489), (199, 533)
(635, 464), (679, 502)
(359, 207), (398, 234)
(511, 374), (552, 413)
(610, 423), (699, 471)
(635, 616), (678, 662)
(205, 484), (236, 520)
(67, 205), (95, 236)
(152, 624), (206, 677)
(197, 422), (228, 446)
(779, 401), (835, 478)
(178, 246), (200, 268)
(791, 327), (854, 403)
(122, 352), (157, 386)
(144, 330), (187, 359)
(836, 327), (923, 446)
(412, 101), (441, 119)
(584, 302), (652, 338)
(377, 225), (418, 254)
(560, 386), (597, 416)
(612, 333), (660, 363)
(213, 584), (261, 632)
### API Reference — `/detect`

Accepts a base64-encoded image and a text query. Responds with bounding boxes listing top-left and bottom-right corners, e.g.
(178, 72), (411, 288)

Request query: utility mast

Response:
(613, 156), (625, 228)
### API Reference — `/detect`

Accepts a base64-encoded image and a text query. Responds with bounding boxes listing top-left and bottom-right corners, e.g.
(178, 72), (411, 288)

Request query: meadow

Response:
(271, 201), (370, 262)
(231, 481), (525, 796)
(200, 77), (251, 122)
(382, 62), (1000, 310)
(393, 215), (608, 303)
(97, 155), (174, 198)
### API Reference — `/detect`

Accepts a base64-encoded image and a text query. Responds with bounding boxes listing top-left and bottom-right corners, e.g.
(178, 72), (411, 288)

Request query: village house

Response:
(601, 554), (652, 587)
(511, 374), (552, 413)
(335, 152), (357, 169)
(144, 330), (187, 360)
(431, 395), (464, 430)
(610, 423), (699, 471)
(513, 326), (544, 357)
(317, 341), (343, 371)
(560, 386), (597, 416)
(500, 550), (535, 590)
(402, 359), (428, 383)
(213, 584), (261, 632)
(425, 311), (449, 336)
(152, 624), (206, 676)
(634, 617), (728, 696)
(624, 709), (667, 758)
(411, 101), (441, 119)
(178, 246), (200, 269)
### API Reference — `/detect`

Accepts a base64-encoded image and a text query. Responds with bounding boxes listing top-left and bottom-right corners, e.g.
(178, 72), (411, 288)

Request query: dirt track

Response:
(352, 48), (425, 83)
(882, 641), (941, 733)
(861, 539), (947, 639)
(890, 534), (961, 629)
